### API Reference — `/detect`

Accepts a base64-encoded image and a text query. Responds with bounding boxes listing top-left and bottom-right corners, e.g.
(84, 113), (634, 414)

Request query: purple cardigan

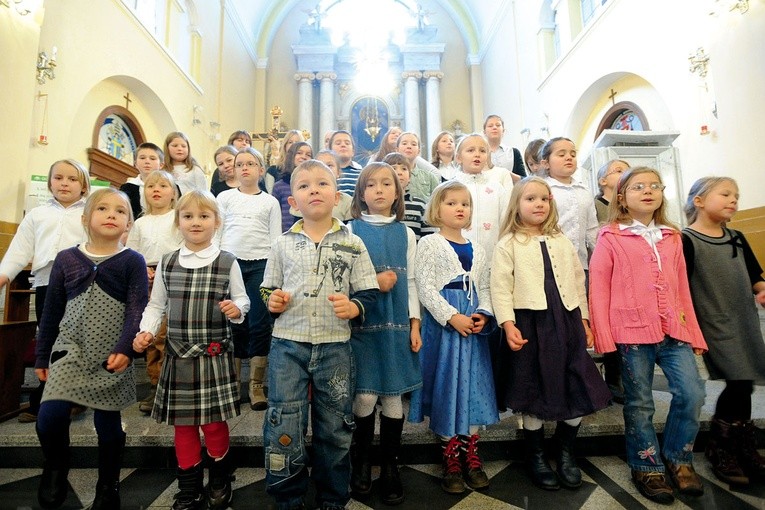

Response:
(272, 176), (299, 233)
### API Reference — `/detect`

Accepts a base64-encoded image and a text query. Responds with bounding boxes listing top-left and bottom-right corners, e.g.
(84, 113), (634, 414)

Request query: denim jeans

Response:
(232, 259), (272, 358)
(264, 338), (355, 509)
(619, 337), (705, 472)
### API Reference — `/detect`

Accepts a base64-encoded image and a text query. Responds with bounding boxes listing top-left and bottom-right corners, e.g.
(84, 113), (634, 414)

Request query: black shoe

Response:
(553, 422), (582, 489)
(173, 465), (205, 510)
(87, 481), (120, 510)
(441, 436), (466, 494)
(460, 434), (489, 490)
(350, 411), (376, 498)
(632, 471), (674, 505)
(38, 464), (69, 509)
(206, 453), (234, 510)
(523, 428), (559, 490)
(379, 415), (405, 505)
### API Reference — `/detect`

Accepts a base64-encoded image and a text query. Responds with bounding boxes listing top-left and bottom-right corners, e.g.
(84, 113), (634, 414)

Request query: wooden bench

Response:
(727, 206), (765, 266)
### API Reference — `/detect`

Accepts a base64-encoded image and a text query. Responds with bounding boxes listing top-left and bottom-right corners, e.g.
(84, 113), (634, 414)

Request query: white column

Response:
(424, 71), (444, 153)
(402, 71), (422, 139)
(317, 72), (337, 151)
(294, 72), (315, 141)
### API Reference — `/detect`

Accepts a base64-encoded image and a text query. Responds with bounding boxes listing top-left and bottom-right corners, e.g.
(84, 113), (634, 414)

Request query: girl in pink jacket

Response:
(589, 167), (707, 506)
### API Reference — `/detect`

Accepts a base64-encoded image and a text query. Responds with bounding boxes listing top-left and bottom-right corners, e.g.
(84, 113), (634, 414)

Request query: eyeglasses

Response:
(235, 161), (261, 168)
(624, 182), (665, 192)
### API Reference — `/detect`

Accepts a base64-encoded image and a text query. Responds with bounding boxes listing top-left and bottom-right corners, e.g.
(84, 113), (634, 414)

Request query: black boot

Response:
(706, 418), (749, 485)
(553, 422), (582, 489)
(350, 411), (376, 498)
(172, 464), (205, 510)
(87, 432), (126, 509)
(523, 427), (559, 490)
(460, 434), (489, 490)
(736, 420), (765, 477)
(206, 452), (234, 510)
(379, 414), (405, 505)
(440, 436), (465, 494)
(36, 424), (71, 509)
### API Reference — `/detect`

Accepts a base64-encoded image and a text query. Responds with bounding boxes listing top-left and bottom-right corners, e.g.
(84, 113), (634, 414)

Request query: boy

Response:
(121, 142), (164, 220)
(383, 152), (436, 241)
(261, 159), (379, 510)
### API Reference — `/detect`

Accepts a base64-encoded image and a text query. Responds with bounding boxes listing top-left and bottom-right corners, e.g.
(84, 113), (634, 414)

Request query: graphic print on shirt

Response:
(306, 242), (361, 297)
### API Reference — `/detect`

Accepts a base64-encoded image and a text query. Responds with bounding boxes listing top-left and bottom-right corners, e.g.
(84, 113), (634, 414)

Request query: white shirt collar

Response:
(360, 212), (396, 225)
(179, 243), (218, 259)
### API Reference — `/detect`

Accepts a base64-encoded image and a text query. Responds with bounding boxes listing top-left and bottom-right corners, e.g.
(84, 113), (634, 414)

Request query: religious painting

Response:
(351, 97), (389, 165)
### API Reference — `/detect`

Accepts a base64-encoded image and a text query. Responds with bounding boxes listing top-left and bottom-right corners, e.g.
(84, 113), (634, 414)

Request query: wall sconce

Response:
(1, 0), (31, 15)
(688, 47), (710, 78)
(36, 47), (57, 84)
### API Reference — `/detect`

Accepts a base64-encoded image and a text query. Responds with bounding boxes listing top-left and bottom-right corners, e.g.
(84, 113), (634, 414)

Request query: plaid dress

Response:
(152, 249), (240, 425)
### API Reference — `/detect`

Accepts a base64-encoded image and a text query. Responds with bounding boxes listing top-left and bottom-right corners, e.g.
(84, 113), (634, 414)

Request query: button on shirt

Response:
(545, 176), (598, 270)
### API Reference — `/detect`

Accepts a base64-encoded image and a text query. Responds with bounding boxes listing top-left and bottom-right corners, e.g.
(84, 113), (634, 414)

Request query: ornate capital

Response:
(294, 72), (316, 82)
(401, 71), (423, 80)
(315, 72), (337, 81)
(423, 71), (444, 80)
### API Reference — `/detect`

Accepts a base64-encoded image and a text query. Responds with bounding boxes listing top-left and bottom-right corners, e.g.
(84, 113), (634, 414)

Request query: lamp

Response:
(1, 0), (31, 15)
(36, 47), (57, 84)
(688, 47), (710, 78)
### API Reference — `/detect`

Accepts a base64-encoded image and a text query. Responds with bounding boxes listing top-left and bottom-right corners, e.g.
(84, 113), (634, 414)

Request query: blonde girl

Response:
(210, 145), (240, 197)
(594, 159), (630, 223)
(395, 131), (440, 202)
(211, 132), (251, 189)
(163, 131), (206, 195)
(35, 188), (148, 509)
(682, 176), (765, 486)
(491, 176), (610, 491)
(411, 181), (498, 495)
(589, 167), (707, 505)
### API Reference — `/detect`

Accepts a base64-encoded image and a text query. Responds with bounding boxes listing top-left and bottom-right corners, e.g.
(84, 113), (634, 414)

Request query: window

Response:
(581, 0), (608, 26)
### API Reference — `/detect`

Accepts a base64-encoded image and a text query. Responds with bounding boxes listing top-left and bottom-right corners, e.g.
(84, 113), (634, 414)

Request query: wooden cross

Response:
(123, 92), (132, 110)
(608, 88), (617, 105)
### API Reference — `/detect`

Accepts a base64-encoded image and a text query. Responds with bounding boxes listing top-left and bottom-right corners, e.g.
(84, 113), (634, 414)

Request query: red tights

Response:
(174, 421), (230, 469)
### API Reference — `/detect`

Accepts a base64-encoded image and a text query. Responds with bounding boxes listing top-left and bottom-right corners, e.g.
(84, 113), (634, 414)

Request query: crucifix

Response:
(123, 92), (132, 110)
(251, 106), (310, 165)
(608, 88), (617, 106)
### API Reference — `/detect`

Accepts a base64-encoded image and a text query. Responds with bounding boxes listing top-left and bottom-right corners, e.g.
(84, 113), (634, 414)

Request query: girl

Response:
(126, 171), (184, 414)
(411, 181), (498, 495)
(272, 141), (312, 232)
(594, 159), (630, 223)
(523, 138), (546, 176)
(210, 131), (251, 189)
(218, 147), (281, 411)
(491, 176), (611, 491)
(121, 142), (164, 220)
(265, 129), (303, 193)
(682, 177), (765, 486)
(210, 145), (240, 197)
(540, 137), (598, 277)
(134, 190), (250, 510)
(395, 131), (440, 202)
(346, 163), (422, 505)
(483, 114), (525, 177)
(34, 188), (148, 510)
(164, 131), (206, 195)
(369, 126), (402, 162)
(452, 133), (510, 264)
(0, 159), (90, 424)
(589, 167), (708, 505)
(430, 130), (457, 181)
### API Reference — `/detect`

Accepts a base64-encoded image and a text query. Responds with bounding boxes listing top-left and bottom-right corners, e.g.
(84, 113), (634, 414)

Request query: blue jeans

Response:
(264, 338), (355, 509)
(619, 337), (705, 472)
(232, 259), (272, 358)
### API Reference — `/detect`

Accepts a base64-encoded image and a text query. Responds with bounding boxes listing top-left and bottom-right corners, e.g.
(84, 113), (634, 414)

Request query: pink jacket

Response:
(588, 223), (707, 353)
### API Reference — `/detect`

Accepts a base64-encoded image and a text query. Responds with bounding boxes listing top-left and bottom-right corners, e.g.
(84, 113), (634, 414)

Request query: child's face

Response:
(363, 168), (397, 216)
(293, 145), (313, 168)
(49, 162), (84, 207)
(316, 154), (339, 178)
(518, 182), (551, 233)
(235, 152), (264, 186)
(620, 172), (664, 224)
(288, 166), (339, 222)
(87, 193), (130, 241)
(483, 117), (504, 142)
(168, 137), (189, 163)
(145, 179), (174, 213)
(397, 134), (420, 162)
(215, 152), (236, 180)
(599, 161), (628, 198)
(178, 203), (219, 251)
(386, 127), (402, 145)
(694, 181), (739, 224)
(456, 136), (488, 174)
(439, 189), (471, 231)
(135, 149), (162, 179)
(544, 140), (577, 182)
(437, 134), (455, 157)
(392, 164), (411, 189)
(231, 136), (251, 149)
(331, 133), (354, 163)
(526, 158), (542, 176)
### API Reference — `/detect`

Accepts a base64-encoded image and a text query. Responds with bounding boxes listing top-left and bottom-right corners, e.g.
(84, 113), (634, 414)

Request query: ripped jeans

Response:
(264, 338), (355, 509)
(619, 337), (705, 472)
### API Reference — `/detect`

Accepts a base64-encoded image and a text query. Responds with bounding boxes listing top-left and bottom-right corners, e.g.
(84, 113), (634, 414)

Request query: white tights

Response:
(522, 414), (582, 431)
(353, 393), (403, 419)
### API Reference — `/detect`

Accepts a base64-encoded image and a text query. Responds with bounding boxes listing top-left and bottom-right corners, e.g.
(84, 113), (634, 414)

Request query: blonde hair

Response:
(142, 170), (178, 215)
(684, 176), (738, 224)
(235, 147), (266, 168)
(174, 190), (221, 228)
(351, 163), (405, 221)
(454, 133), (490, 171)
(163, 131), (198, 171)
(596, 159), (630, 198)
(82, 188), (132, 241)
(610, 167), (677, 228)
(48, 159), (90, 197)
(498, 176), (561, 239)
(290, 159), (337, 194)
(425, 180), (473, 228)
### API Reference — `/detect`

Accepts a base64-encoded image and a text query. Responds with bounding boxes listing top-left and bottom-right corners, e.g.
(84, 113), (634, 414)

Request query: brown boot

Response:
(664, 461), (703, 496)
(440, 436), (465, 494)
(706, 418), (749, 485)
(460, 434), (489, 490)
(249, 356), (268, 411)
(736, 420), (765, 477)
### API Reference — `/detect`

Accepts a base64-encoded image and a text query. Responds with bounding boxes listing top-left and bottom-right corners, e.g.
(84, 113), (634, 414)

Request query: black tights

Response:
(715, 380), (753, 423)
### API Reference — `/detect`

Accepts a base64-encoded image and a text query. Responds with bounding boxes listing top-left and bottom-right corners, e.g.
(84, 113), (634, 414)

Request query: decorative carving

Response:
(401, 71), (423, 80)
(338, 82), (352, 99)
(315, 72), (337, 81)
(423, 71), (444, 80)
(294, 72), (316, 82)
(688, 48), (710, 78)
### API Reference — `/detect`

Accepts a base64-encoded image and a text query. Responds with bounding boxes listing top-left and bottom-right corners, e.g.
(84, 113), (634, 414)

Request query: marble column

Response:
(423, 71), (444, 152)
(402, 71), (422, 140)
(316, 72), (337, 150)
(294, 72), (315, 141)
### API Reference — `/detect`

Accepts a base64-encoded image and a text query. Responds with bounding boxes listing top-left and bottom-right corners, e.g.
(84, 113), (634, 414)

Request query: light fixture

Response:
(1, 0), (31, 16)
(36, 46), (57, 84)
(688, 47), (710, 78)
(449, 119), (463, 136)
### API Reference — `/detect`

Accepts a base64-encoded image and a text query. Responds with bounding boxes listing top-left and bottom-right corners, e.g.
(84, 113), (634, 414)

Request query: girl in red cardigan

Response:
(589, 167), (707, 505)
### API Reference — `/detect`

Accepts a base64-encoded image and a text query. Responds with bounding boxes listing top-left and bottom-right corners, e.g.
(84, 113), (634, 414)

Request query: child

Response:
(260, 159), (379, 510)
(210, 145), (239, 197)
(317, 149), (353, 221)
(594, 159), (630, 223)
(133, 190), (250, 510)
(331, 130), (364, 195)
(540, 137), (598, 277)
(452, 133), (510, 264)
(682, 176), (765, 486)
(369, 126), (402, 163)
(346, 163), (422, 505)
(121, 142), (164, 220)
(217, 147), (281, 411)
(395, 131), (440, 202)
(430, 130), (458, 181)
(34, 188), (148, 510)
(125, 170), (184, 414)
(164, 131), (206, 195)
(383, 152), (436, 240)
(265, 129), (303, 193)
(210, 131), (251, 189)
(523, 138), (546, 176)
(483, 114), (526, 177)
(272, 141), (313, 232)
(0, 159), (90, 424)
(491, 176), (611, 491)
(589, 167), (708, 505)
(411, 181), (498, 495)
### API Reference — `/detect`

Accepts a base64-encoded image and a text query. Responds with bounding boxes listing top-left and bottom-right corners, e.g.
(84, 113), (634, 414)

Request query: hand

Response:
(106, 353), (130, 373)
(133, 331), (154, 353)
(219, 299), (241, 319)
(502, 321), (528, 351)
(410, 326), (422, 353)
(376, 270), (398, 293)
(693, 347), (705, 355)
(328, 294), (359, 320)
(0, 275), (9, 289)
(756, 289), (765, 307)
(582, 320), (594, 348)
(35, 368), (48, 382)
(448, 314), (474, 337)
(146, 266), (155, 284)
(470, 313), (487, 334)
(268, 289), (291, 313)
